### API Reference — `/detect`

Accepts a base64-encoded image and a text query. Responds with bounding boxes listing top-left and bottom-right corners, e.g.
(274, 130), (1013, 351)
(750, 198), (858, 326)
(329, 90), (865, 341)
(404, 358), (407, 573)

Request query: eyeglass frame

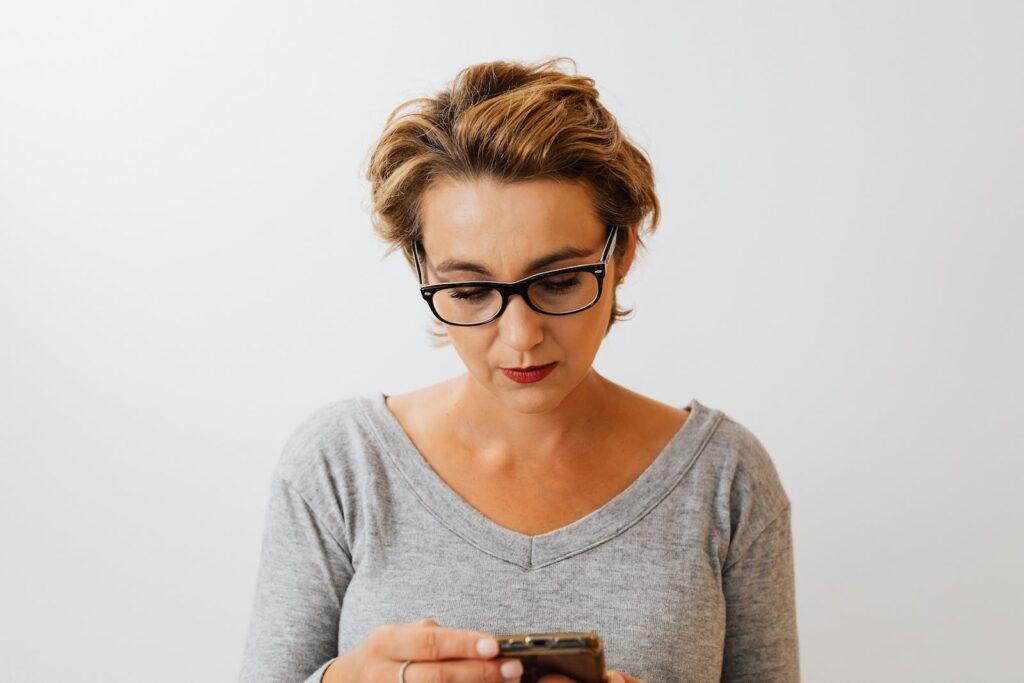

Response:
(412, 225), (620, 327)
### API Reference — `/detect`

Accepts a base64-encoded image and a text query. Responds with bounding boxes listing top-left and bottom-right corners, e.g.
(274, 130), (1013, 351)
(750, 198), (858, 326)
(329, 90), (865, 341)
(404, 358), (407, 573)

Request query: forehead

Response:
(419, 176), (605, 274)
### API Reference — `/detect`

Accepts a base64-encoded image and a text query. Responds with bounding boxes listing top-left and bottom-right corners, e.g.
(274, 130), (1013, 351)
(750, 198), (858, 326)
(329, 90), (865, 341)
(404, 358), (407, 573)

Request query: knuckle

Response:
(422, 624), (440, 660)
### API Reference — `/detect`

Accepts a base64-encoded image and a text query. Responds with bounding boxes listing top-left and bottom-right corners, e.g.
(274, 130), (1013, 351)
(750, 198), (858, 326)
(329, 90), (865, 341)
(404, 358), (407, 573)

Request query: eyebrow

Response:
(433, 244), (597, 280)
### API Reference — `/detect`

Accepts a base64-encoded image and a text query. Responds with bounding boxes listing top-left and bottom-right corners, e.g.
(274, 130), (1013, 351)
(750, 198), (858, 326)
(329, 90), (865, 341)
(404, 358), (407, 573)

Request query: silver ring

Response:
(398, 659), (413, 682)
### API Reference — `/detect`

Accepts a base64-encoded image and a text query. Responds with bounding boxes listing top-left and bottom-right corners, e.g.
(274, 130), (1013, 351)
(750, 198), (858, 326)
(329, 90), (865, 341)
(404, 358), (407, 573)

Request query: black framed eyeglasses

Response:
(413, 226), (619, 327)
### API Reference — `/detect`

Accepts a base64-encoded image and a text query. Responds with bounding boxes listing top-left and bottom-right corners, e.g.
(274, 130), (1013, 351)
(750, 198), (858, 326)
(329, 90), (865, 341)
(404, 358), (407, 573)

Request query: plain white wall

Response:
(2, 1), (1021, 680)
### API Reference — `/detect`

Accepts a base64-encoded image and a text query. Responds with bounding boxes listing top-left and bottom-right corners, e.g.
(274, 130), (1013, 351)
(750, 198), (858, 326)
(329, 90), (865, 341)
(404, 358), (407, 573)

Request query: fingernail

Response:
(476, 637), (498, 657)
(501, 659), (523, 678)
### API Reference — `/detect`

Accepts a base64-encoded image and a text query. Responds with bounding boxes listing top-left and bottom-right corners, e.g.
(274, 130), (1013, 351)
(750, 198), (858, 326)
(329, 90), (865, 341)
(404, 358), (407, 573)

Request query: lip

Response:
(501, 362), (557, 384)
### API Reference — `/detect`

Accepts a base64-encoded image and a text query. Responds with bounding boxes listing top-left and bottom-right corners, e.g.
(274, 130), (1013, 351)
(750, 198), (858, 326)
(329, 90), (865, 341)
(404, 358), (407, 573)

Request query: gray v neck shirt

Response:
(239, 393), (800, 682)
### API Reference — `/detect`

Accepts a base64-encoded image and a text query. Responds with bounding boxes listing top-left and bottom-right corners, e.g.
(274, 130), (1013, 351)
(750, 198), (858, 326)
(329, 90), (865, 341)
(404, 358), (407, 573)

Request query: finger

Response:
(399, 657), (524, 683)
(373, 622), (502, 662)
(606, 670), (644, 683)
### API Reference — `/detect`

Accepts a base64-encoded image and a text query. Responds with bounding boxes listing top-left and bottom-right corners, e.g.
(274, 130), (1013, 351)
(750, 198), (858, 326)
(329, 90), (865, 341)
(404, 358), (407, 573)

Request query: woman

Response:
(240, 57), (799, 683)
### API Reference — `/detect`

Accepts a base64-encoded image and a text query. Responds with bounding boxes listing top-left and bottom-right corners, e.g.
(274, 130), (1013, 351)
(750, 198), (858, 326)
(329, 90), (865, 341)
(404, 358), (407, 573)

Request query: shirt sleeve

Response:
(239, 471), (355, 683)
(720, 504), (800, 682)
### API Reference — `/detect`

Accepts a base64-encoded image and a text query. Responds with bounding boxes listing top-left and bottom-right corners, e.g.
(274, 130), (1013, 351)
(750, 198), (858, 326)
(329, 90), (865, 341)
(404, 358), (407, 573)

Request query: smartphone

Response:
(493, 632), (606, 683)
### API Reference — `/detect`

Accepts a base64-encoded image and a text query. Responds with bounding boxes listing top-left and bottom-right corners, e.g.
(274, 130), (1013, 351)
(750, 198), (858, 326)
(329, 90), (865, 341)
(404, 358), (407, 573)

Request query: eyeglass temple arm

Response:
(602, 225), (618, 261)
(413, 240), (424, 285)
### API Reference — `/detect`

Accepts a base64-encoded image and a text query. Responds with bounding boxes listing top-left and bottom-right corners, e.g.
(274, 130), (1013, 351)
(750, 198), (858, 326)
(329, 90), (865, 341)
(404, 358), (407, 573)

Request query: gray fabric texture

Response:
(239, 392), (799, 682)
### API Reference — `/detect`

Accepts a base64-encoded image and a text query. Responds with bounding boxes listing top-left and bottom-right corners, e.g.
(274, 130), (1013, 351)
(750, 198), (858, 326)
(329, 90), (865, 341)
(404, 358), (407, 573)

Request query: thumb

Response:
(606, 671), (625, 683)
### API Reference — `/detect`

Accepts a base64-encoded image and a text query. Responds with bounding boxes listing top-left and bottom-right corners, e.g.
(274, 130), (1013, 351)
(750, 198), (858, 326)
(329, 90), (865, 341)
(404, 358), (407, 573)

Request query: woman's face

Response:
(418, 175), (633, 411)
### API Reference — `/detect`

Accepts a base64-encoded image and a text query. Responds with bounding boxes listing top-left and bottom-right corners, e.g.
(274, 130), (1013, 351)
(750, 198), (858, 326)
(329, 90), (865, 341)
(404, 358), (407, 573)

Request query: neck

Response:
(444, 369), (623, 472)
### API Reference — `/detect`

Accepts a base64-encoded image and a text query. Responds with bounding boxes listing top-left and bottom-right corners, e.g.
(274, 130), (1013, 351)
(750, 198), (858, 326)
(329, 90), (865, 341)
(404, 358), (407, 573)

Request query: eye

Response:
(539, 275), (581, 292)
(449, 287), (492, 301)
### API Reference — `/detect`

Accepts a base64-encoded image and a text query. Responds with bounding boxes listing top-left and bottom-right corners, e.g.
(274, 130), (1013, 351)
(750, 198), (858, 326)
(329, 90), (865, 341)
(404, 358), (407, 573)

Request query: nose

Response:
(498, 292), (544, 347)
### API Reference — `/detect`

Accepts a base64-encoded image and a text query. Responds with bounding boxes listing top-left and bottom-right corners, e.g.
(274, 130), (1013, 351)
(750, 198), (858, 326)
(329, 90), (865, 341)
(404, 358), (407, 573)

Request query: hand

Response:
(604, 671), (645, 683)
(535, 671), (645, 683)
(325, 618), (524, 682)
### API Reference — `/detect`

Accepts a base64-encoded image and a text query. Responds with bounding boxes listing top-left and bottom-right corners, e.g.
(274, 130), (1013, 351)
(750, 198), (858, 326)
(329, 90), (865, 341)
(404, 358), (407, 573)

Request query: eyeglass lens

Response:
(432, 270), (600, 325)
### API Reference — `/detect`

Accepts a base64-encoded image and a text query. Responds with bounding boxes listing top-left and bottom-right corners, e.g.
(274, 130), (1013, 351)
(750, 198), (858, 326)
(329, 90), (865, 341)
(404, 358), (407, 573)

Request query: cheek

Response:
(448, 329), (491, 364)
(549, 311), (606, 352)
(578, 294), (614, 331)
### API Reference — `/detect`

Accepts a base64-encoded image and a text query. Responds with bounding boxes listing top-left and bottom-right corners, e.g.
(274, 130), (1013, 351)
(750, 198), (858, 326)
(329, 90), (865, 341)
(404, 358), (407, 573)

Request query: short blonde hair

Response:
(364, 56), (661, 346)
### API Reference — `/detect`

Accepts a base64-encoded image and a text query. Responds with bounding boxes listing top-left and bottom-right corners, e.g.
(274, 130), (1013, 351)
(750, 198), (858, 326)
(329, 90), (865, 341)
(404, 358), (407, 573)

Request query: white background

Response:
(2, 1), (1021, 681)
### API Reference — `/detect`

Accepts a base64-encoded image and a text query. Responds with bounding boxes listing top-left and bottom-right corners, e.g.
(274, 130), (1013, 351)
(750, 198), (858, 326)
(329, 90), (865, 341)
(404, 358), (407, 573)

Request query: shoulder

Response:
(714, 410), (790, 509)
(698, 405), (793, 551)
(608, 383), (693, 443)
(273, 395), (378, 495)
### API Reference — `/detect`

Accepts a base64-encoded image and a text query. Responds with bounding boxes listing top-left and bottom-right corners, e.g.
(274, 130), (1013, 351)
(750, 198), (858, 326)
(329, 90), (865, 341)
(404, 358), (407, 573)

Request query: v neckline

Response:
(358, 391), (723, 570)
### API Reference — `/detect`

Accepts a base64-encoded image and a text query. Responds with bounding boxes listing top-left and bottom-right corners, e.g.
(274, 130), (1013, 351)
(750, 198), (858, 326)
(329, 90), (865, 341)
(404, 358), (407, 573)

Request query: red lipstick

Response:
(501, 362), (557, 384)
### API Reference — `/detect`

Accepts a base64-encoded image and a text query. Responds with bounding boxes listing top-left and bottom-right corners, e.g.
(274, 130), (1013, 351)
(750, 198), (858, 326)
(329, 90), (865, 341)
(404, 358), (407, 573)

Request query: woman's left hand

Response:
(537, 670), (645, 683)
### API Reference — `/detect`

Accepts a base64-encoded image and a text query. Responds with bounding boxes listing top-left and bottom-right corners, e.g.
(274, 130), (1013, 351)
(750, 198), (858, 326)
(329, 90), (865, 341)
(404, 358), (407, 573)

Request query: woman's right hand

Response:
(325, 618), (524, 682)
